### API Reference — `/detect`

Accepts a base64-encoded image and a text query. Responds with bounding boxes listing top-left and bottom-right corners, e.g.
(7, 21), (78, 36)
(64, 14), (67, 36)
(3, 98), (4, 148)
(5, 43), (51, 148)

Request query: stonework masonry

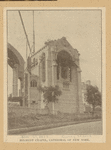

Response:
(26, 37), (84, 114)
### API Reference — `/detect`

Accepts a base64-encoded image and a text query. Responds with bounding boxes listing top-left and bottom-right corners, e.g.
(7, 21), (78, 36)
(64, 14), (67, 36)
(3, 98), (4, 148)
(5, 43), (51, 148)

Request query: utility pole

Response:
(18, 11), (31, 54)
(18, 11), (32, 107)
(33, 11), (35, 54)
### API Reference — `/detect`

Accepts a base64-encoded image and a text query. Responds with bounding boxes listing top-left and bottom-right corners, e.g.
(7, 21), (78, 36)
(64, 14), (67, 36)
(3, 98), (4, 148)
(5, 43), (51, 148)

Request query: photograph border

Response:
(4, 7), (106, 143)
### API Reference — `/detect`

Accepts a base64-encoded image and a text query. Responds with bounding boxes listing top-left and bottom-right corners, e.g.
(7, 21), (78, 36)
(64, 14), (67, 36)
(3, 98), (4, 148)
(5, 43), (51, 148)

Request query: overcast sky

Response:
(7, 9), (102, 95)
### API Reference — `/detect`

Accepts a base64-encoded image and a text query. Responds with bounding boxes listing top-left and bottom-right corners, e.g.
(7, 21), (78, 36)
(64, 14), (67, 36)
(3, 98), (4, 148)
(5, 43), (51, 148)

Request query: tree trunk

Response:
(52, 102), (55, 115)
(92, 105), (95, 117)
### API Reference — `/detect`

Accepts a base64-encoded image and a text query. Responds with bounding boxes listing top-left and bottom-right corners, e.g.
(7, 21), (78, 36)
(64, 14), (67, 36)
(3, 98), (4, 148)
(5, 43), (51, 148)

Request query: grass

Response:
(8, 111), (102, 130)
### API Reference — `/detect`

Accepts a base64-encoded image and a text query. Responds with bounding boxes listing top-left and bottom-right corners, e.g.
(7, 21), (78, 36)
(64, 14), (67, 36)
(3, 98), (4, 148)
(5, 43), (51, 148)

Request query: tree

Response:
(85, 85), (102, 115)
(38, 85), (62, 114)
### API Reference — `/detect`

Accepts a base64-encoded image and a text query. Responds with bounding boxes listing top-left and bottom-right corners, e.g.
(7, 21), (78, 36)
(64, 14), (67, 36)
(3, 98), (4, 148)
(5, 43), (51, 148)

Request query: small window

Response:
(30, 80), (37, 87)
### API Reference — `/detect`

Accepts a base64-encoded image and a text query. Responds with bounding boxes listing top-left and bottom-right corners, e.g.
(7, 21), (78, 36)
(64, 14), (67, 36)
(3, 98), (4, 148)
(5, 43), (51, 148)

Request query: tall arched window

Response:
(30, 80), (37, 87)
(42, 53), (46, 82)
(57, 51), (73, 82)
(61, 67), (68, 79)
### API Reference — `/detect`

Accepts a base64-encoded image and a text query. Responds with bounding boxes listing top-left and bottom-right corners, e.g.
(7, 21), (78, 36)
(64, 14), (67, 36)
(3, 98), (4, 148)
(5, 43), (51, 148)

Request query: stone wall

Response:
(30, 38), (84, 114)
(53, 65), (81, 114)
(30, 88), (39, 103)
(54, 84), (78, 113)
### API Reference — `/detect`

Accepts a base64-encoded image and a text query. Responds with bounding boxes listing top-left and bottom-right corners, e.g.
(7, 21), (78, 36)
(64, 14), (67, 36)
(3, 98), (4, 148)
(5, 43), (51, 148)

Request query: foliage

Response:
(8, 112), (102, 130)
(38, 85), (62, 104)
(85, 85), (102, 114)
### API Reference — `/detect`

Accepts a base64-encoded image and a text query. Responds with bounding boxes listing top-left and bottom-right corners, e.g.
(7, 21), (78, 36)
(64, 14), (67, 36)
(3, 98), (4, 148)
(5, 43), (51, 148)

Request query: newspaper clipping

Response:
(4, 7), (106, 143)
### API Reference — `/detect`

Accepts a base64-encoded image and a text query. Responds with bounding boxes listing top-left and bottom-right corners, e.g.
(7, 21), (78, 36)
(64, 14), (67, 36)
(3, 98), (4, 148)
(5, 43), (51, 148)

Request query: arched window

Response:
(61, 67), (68, 79)
(42, 53), (46, 82)
(57, 51), (73, 81)
(30, 80), (37, 87)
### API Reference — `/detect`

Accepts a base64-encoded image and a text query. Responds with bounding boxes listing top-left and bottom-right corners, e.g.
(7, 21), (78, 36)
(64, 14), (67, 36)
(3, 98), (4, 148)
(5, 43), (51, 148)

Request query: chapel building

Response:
(25, 37), (84, 114)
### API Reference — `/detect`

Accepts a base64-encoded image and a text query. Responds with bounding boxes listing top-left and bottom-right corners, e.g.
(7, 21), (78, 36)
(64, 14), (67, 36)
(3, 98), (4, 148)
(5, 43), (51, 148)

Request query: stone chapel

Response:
(24, 37), (84, 114)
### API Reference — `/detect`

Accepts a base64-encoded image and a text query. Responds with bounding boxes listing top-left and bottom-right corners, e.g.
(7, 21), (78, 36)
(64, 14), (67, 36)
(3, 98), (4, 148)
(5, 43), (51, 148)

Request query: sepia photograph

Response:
(4, 8), (105, 142)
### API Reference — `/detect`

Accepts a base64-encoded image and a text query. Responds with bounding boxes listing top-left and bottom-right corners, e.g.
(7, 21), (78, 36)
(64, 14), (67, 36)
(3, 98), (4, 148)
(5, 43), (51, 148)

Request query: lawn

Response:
(8, 111), (102, 130)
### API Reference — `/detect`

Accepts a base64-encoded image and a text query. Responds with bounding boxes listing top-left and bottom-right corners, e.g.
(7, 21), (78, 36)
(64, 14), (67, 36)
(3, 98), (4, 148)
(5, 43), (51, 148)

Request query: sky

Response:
(7, 9), (102, 95)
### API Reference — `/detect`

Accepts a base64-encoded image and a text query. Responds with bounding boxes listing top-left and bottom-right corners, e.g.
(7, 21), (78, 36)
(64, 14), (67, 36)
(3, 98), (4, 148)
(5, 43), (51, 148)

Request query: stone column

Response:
(52, 61), (57, 86)
(51, 48), (57, 114)
(51, 48), (57, 86)
(59, 65), (61, 81)
(46, 58), (49, 87)
(19, 79), (22, 97)
(13, 64), (18, 97)
(51, 61), (57, 114)
(38, 58), (41, 95)
(27, 72), (31, 107)
(38, 56), (44, 109)
(77, 68), (83, 113)
(22, 73), (25, 107)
